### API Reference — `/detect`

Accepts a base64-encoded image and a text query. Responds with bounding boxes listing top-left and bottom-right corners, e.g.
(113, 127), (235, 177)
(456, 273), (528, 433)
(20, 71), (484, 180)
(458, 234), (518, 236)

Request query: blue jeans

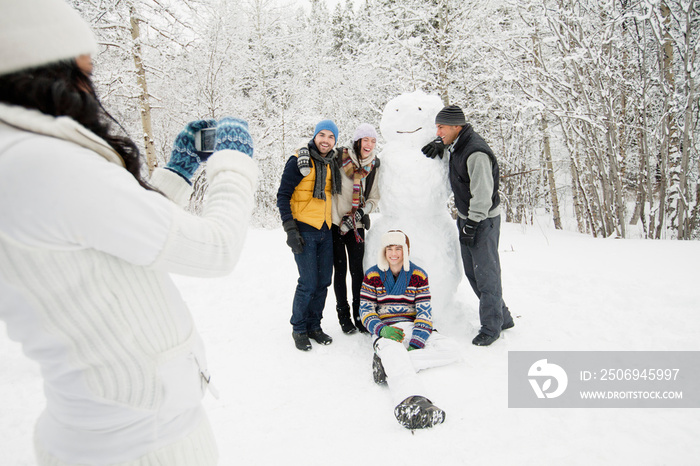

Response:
(291, 228), (333, 333)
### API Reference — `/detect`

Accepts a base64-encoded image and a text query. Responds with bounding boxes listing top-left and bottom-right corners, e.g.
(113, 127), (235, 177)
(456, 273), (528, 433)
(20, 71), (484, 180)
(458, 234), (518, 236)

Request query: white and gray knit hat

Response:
(353, 123), (378, 142)
(0, 0), (98, 76)
(377, 230), (411, 272)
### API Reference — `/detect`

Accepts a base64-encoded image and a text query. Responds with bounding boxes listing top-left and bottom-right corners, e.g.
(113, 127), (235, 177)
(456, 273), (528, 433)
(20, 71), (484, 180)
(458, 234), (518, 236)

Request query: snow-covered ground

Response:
(2, 220), (699, 465)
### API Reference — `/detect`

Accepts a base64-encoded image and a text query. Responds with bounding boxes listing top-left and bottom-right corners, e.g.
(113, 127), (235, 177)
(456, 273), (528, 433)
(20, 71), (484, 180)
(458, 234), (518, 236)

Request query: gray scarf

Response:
(309, 144), (342, 200)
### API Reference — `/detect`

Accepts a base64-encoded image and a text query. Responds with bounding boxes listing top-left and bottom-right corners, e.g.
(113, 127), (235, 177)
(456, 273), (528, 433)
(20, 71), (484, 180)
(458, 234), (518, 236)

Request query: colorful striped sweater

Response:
(359, 262), (433, 348)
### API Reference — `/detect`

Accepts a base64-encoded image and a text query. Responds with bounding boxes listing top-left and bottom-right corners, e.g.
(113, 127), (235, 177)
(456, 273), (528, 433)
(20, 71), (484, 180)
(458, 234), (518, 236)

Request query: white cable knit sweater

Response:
(0, 103), (257, 466)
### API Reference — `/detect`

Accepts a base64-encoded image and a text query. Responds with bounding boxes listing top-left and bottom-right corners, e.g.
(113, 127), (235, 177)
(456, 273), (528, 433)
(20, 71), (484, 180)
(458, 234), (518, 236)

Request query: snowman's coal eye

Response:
(418, 107), (422, 111)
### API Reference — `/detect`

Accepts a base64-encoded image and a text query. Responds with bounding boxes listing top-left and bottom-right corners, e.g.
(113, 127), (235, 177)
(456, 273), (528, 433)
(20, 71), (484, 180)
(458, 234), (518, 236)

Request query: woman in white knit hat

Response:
(358, 230), (461, 429)
(0, 1), (257, 465)
(331, 123), (381, 334)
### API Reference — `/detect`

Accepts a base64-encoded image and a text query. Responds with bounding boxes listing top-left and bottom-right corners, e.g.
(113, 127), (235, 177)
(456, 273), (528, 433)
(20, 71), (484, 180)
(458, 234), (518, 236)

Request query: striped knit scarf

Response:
(341, 148), (375, 242)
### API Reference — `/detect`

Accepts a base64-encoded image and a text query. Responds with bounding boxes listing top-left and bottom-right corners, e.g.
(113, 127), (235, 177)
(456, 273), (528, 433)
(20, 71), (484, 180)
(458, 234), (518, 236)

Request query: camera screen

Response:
(200, 128), (216, 153)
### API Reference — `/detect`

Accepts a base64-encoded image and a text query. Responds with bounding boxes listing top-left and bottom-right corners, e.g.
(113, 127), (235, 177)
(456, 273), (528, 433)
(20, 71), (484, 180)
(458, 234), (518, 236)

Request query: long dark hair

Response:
(353, 140), (363, 159)
(0, 59), (152, 190)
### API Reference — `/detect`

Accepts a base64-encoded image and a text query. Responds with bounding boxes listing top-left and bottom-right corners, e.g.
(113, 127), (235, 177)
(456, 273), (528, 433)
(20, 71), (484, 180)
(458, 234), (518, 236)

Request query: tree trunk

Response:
(130, 5), (157, 174)
(629, 76), (649, 232)
(603, 114), (626, 237)
(541, 115), (562, 229)
(676, 0), (695, 239)
(531, 29), (562, 230)
(655, 1), (675, 238)
(567, 134), (588, 234)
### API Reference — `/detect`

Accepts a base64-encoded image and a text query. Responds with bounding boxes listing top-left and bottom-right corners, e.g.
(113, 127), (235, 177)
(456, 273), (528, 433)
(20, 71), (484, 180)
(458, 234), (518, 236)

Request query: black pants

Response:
(457, 215), (513, 337)
(331, 224), (365, 325)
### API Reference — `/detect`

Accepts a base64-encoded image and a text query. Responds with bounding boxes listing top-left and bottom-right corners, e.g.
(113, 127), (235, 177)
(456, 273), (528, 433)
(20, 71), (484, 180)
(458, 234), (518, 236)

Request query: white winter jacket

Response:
(0, 103), (257, 466)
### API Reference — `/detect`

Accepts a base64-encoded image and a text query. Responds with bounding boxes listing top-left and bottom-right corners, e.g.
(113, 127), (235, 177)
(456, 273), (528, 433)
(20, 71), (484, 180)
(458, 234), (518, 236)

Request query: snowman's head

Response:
(379, 91), (444, 147)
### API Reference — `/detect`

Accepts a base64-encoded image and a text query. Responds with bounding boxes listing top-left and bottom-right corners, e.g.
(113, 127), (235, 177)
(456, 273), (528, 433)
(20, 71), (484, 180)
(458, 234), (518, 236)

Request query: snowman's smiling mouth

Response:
(396, 127), (422, 134)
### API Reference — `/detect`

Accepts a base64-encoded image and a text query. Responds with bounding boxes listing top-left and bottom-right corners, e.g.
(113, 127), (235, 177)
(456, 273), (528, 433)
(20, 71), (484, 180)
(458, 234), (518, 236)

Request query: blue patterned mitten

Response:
(166, 119), (217, 184)
(214, 117), (254, 157)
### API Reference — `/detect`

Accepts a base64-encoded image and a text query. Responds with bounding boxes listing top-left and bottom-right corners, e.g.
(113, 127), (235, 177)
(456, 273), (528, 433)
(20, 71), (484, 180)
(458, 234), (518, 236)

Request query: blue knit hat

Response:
(314, 119), (338, 142)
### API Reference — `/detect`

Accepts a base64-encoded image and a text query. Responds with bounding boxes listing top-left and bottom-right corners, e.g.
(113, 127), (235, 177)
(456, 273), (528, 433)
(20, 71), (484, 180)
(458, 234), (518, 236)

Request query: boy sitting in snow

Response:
(360, 230), (461, 429)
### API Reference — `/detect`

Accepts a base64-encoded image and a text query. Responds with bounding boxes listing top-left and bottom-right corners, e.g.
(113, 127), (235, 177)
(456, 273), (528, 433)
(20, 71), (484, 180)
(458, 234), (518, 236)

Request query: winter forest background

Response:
(72, 0), (699, 240)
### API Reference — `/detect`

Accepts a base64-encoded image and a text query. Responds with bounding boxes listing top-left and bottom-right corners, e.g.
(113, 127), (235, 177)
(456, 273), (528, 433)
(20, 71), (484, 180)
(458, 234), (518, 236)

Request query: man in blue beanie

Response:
(277, 120), (343, 350)
(422, 105), (514, 347)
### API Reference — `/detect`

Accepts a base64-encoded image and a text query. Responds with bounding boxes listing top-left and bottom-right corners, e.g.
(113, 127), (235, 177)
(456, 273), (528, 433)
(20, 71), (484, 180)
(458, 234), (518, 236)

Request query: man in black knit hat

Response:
(421, 105), (514, 346)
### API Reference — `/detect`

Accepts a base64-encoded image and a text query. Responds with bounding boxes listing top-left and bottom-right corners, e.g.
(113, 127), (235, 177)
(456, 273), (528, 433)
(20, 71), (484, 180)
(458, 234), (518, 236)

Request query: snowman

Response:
(365, 90), (462, 318)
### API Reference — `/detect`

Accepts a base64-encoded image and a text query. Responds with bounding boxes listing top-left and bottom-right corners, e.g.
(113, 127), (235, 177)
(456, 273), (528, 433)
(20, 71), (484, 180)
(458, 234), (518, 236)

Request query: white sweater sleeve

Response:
(0, 135), (257, 275)
(151, 150), (258, 276)
(149, 166), (193, 207)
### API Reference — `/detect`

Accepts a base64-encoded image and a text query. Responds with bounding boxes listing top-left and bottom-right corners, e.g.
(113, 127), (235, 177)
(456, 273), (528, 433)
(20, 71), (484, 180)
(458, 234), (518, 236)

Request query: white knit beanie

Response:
(377, 230), (410, 272)
(353, 123), (378, 142)
(0, 0), (98, 76)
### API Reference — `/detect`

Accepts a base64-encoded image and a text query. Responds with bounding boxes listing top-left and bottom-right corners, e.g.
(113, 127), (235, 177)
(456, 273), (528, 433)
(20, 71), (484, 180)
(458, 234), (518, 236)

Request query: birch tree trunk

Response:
(560, 121), (588, 234)
(531, 30), (562, 230)
(677, 0), (696, 239)
(629, 20), (649, 233)
(129, 4), (156, 174)
(652, 1), (675, 238)
(541, 115), (562, 229)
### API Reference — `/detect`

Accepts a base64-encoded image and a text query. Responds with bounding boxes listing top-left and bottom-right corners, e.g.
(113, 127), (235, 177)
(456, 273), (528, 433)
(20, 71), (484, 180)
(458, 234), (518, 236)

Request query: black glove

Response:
(421, 137), (445, 159)
(283, 220), (304, 254)
(353, 208), (371, 230)
(460, 218), (480, 247)
(361, 213), (371, 230)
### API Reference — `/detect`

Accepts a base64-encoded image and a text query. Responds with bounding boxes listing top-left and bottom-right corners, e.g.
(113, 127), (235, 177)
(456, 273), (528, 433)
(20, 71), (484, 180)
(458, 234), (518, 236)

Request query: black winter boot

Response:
(336, 305), (357, 334)
(353, 316), (369, 334)
(292, 332), (312, 351)
(472, 332), (499, 346)
(394, 396), (445, 429)
(339, 317), (356, 334)
(308, 329), (333, 345)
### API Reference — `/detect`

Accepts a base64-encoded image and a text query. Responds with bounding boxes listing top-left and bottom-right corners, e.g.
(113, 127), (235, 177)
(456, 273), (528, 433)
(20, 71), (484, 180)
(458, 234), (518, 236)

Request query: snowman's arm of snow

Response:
(466, 151), (495, 222)
(276, 155), (304, 223)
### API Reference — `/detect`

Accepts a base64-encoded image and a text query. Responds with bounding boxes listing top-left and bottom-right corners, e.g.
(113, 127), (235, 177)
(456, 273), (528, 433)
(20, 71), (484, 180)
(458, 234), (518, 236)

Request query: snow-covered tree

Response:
(69, 0), (697, 238)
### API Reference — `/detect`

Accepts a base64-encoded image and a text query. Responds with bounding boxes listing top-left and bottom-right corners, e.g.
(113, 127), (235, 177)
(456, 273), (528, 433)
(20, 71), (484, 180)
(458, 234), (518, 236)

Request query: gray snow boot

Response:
(372, 353), (387, 385)
(394, 396), (445, 429)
